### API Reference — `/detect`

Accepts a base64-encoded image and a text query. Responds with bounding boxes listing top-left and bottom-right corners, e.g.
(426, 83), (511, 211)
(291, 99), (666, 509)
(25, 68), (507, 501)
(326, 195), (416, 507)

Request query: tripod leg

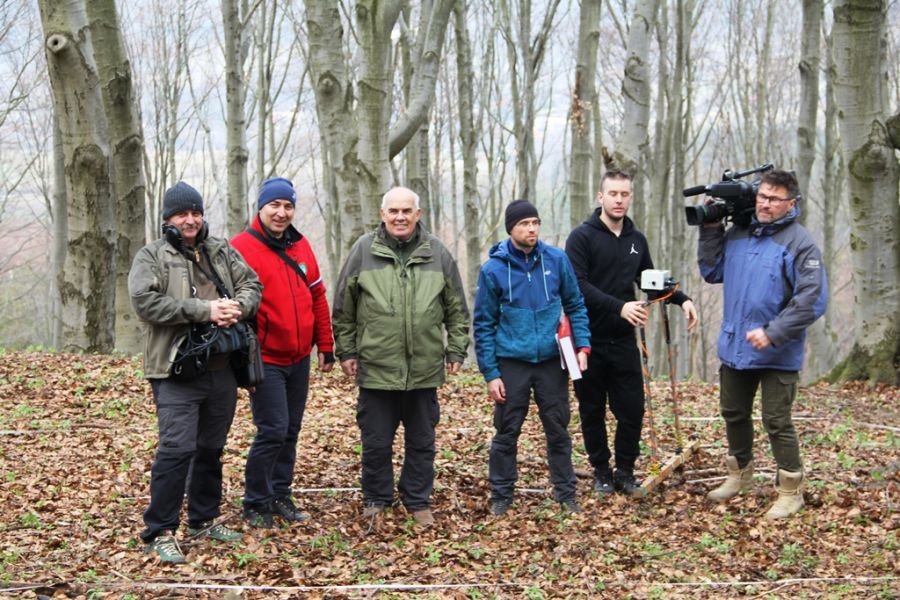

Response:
(637, 326), (659, 467)
(660, 303), (683, 451)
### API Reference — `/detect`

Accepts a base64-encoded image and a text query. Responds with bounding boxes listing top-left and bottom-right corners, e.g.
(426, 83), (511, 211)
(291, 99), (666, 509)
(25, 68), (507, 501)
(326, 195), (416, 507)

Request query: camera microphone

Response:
(682, 185), (708, 197)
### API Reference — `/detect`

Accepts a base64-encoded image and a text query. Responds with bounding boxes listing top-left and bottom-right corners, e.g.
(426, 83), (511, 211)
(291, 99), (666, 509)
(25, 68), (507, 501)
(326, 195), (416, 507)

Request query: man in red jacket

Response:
(231, 177), (335, 527)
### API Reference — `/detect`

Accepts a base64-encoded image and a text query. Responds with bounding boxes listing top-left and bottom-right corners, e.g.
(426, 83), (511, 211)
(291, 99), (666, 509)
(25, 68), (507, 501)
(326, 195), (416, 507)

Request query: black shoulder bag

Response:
(170, 246), (264, 387)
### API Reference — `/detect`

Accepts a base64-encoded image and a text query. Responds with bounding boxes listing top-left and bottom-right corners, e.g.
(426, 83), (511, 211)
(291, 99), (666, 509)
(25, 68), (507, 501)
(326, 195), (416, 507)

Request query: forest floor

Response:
(0, 350), (897, 599)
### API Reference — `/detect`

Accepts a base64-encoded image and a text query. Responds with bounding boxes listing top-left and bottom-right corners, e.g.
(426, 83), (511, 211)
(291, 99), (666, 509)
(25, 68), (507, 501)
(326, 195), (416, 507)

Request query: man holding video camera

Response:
(698, 169), (827, 519)
(566, 169), (698, 496)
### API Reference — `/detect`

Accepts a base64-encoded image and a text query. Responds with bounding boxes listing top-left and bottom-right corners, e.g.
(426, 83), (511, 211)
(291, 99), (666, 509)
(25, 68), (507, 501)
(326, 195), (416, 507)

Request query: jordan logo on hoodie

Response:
(630, 243), (638, 255)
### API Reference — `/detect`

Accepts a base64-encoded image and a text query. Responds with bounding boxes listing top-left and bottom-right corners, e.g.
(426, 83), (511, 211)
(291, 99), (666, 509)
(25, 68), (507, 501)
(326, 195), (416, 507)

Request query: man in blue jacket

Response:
(699, 169), (827, 519)
(474, 199), (591, 516)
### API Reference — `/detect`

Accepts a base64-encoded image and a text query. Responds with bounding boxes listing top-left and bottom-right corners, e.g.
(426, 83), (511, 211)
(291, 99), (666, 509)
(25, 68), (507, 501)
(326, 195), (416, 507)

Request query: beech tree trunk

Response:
(223, 0), (251, 234)
(38, 0), (116, 352)
(831, 0), (900, 384)
(568, 0), (602, 229)
(454, 0), (480, 304)
(87, 0), (146, 354)
(305, 0), (455, 255)
(611, 0), (659, 229)
(796, 0), (821, 228)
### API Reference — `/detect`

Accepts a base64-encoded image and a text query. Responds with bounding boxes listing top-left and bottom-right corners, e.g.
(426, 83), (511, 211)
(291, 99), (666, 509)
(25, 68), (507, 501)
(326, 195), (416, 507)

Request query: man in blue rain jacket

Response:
(474, 199), (591, 516)
(699, 169), (827, 519)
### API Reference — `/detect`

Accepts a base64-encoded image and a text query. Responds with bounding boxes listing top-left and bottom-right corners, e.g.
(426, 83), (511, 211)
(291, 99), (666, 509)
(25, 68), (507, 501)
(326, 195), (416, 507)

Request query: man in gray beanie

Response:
(129, 181), (262, 563)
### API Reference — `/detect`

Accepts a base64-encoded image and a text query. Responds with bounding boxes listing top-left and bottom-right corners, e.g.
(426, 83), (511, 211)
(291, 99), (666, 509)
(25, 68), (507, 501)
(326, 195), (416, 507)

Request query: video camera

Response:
(682, 163), (773, 227)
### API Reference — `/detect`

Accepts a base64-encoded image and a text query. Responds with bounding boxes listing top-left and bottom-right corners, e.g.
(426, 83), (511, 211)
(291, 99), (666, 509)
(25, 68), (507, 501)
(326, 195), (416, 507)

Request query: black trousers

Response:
(356, 387), (439, 510)
(489, 358), (577, 503)
(141, 369), (237, 543)
(243, 356), (311, 508)
(574, 338), (644, 475)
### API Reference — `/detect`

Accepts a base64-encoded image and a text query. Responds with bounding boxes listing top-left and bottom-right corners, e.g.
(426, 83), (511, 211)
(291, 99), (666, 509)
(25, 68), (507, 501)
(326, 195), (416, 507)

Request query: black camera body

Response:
(682, 163), (773, 227)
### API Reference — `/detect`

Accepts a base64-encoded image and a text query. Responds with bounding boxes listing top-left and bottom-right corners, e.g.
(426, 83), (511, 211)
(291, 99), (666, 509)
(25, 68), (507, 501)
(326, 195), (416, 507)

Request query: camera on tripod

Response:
(682, 163), (773, 226)
(640, 269), (677, 299)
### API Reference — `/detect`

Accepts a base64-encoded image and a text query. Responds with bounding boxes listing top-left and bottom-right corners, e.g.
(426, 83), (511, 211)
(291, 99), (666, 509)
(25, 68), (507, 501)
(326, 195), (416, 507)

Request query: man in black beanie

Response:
(474, 199), (591, 516)
(129, 181), (262, 563)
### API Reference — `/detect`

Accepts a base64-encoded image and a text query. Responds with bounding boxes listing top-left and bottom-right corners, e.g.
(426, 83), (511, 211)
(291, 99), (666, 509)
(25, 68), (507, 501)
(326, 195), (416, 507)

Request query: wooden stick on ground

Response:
(637, 438), (702, 497)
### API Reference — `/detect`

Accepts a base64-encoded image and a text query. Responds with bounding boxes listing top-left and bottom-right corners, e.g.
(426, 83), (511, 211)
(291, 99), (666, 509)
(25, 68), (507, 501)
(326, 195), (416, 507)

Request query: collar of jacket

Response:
(372, 222), (432, 262)
(750, 205), (798, 237)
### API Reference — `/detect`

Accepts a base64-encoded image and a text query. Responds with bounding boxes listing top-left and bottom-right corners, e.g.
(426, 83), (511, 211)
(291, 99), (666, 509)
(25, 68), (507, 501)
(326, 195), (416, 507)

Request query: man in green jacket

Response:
(332, 186), (470, 530)
(129, 182), (262, 563)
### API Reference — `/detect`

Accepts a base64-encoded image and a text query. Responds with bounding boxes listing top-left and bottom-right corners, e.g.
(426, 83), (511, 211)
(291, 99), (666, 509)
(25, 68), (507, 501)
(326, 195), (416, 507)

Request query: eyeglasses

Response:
(756, 193), (793, 205)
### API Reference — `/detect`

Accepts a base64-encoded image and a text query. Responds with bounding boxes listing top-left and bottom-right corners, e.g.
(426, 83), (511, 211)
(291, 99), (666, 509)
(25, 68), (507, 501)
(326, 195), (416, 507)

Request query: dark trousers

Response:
(356, 387), (439, 510)
(141, 370), (237, 543)
(243, 357), (311, 507)
(719, 365), (802, 472)
(574, 338), (644, 475)
(489, 358), (577, 503)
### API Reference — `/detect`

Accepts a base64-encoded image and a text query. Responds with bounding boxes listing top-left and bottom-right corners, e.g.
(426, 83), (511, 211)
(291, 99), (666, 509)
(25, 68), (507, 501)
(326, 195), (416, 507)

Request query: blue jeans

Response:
(243, 357), (311, 508)
(141, 369), (237, 543)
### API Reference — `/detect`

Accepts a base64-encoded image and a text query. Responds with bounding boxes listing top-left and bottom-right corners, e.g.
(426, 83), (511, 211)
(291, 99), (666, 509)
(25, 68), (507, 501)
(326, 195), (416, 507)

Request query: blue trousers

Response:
(243, 357), (311, 508)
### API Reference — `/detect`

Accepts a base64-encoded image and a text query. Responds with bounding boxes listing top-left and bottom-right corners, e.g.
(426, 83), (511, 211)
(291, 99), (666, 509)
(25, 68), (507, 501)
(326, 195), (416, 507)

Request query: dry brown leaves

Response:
(0, 350), (897, 599)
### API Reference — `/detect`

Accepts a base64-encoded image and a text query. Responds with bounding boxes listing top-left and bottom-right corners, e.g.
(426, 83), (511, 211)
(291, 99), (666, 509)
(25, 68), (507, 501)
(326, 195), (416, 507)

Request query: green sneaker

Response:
(146, 531), (186, 564)
(188, 521), (242, 542)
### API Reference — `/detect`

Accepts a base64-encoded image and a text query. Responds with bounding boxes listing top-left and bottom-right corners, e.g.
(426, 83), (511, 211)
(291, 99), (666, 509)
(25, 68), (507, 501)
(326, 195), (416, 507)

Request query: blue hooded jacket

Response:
(698, 206), (827, 371)
(474, 238), (591, 382)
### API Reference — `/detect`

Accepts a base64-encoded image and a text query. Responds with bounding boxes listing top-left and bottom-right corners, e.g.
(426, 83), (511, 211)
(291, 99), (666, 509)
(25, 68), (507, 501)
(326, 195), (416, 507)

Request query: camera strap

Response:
(187, 244), (232, 299)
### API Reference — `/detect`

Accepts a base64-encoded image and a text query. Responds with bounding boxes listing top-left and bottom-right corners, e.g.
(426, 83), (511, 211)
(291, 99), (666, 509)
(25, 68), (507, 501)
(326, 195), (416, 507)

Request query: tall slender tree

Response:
(568, 0), (602, 229)
(611, 0), (659, 229)
(796, 0), (821, 227)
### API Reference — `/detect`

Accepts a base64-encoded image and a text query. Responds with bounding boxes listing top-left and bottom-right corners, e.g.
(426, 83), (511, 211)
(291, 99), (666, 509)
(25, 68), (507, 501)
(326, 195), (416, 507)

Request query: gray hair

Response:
(381, 187), (420, 209)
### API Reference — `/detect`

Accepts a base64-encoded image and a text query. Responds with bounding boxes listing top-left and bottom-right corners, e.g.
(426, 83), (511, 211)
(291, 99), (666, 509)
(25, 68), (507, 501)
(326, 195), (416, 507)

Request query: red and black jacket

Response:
(231, 216), (334, 365)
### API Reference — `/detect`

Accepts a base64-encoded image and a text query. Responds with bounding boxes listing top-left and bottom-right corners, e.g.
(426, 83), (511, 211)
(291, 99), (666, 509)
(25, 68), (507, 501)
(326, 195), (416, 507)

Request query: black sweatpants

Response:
(488, 358), (577, 503)
(356, 387), (440, 510)
(574, 337), (644, 475)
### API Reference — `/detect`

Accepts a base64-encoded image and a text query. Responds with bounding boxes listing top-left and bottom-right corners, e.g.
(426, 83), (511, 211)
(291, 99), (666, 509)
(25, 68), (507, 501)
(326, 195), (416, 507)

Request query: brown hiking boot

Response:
(412, 509), (434, 528)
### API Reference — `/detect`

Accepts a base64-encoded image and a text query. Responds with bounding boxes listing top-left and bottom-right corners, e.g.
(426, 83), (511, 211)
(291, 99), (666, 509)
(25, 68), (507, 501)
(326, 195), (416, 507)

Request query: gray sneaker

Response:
(490, 499), (512, 516)
(146, 531), (185, 564)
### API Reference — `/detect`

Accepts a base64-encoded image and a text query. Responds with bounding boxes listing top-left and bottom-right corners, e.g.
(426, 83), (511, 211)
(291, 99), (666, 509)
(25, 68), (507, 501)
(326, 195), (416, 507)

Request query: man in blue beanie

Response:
(231, 177), (335, 528)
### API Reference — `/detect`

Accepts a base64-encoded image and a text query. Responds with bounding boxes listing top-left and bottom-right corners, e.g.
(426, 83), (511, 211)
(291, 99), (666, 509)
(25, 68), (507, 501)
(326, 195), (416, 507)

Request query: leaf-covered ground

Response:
(0, 350), (897, 599)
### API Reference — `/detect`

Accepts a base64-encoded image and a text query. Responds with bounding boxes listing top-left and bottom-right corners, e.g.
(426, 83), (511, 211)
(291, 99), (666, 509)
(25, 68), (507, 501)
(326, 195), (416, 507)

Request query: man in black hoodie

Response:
(565, 169), (698, 495)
